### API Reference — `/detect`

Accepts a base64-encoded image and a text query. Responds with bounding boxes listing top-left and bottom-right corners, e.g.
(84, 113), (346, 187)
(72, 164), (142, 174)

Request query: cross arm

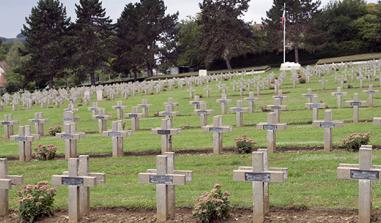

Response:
(202, 125), (232, 133)
(62, 172), (106, 184)
(0, 179), (12, 189)
(51, 175), (97, 187)
(8, 175), (23, 185)
(305, 103), (326, 109)
(138, 173), (187, 185)
(152, 128), (181, 135)
(312, 120), (344, 128)
(1, 121), (17, 126)
(158, 111), (178, 116)
(145, 169), (192, 182)
(233, 169), (287, 183)
(56, 132), (84, 140)
(256, 123), (287, 131)
(10, 135), (37, 142)
(29, 119), (48, 124)
(126, 113), (143, 118)
(266, 105), (287, 110)
(103, 130), (132, 138)
(337, 165), (381, 181)
(238, 166), (288, 178)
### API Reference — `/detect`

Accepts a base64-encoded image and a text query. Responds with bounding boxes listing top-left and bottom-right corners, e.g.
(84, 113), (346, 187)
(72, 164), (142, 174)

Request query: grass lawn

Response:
(2, 64), (381, 211)
(6, 151), (381, 210)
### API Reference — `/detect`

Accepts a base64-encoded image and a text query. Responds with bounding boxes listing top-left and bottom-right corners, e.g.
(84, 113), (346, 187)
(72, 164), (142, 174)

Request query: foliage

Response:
(34, 144), (57, 160)
(5, 40), (25, 92)
(199, 0), (255, 69)
(113, 0), (178, 79)
(176, 17), (204, 68)
(306, 0), (381, 55)
(72, 0), (113, 85)
(342, 132), (370, 152)
(263, 0), (321, 62)
(21, 0), (71, 89)
(48, 125), (62, 136)
(234, 136), (255, 153)
(193, 184), (230, 223)
(18, 181), (56, 223)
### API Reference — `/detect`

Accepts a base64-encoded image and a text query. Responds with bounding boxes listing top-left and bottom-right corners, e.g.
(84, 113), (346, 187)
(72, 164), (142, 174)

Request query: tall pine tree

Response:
(73, 0), (112, 85)
(263, 0), (320, 63)
(199, 0), (255, 69)
(21, 0), (70, 89)
(113, 0), (178, 78)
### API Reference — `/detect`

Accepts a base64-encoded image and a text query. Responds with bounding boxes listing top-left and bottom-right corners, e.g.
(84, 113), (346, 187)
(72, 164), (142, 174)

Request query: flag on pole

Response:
(281, 8), (286, 26)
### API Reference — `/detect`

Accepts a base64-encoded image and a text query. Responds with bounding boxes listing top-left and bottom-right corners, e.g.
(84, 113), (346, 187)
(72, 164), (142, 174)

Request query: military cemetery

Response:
(0, 0), (381, 222)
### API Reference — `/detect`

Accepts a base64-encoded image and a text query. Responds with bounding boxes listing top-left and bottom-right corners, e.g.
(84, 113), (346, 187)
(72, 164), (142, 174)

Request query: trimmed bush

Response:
(234, 136), (255, 154)
(193, 184), (230, 223)
(48, 126), (62, 136)
(18, 181), (56, 222)
(34, 144), (57, 160)
(342, 132), (370, 152)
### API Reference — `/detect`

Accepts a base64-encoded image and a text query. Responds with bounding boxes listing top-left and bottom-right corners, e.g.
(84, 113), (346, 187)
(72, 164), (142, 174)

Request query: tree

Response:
(5, 41), (25, 92)
(21, 0), (70, 88)
(113, 0), (178, 78)
(176, 17), (204, 68)
(72, 0), (112, 85)
(199, 0), (255, 69)
(306, 0), (375, 55)
(263, 0), (321, 63)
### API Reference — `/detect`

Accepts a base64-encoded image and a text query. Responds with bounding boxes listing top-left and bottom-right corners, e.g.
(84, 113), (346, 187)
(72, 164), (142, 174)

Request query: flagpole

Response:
(283, 3), (286, 64)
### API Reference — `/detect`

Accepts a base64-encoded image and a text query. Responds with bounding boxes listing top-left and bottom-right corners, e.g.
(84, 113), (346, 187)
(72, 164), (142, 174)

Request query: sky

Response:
(0, 0), (378, 38)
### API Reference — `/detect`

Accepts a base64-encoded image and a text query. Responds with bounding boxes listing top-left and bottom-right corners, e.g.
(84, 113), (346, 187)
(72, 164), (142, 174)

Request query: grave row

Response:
(1, 145), (379, 223)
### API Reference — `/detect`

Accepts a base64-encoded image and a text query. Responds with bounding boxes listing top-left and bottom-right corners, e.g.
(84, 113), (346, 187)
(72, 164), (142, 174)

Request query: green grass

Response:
(316, 52), (381, 65)
(3, 66), (381, 210)
(6, 151), (381, 209)
(1, 67), (381, 157)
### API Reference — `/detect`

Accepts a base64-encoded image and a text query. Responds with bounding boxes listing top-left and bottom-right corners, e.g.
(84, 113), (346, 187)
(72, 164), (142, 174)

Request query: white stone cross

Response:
(233, 151), (287, 223)
(138, 99), (151, 117)
(126, 106), (143, 131)
(194, 102), (213, 127)
(87, 102), (99, 117)
(159, 104), (178, 124)
(230, 100), (248, 127)
(363, 85), (378, 107)
(1, 114), (16, 139)
(245, 92), (257, 113)
(331, 87), (347, 108)
(139, 153), (192, 222)
(256, 112), (287, 152)
(152, 118), (181, 154)
(272, 90), (287, 105)
(103, 120), (132, 157)
(337, 145), (381, 223)
(319, 79), (328, 90)
(63, 111), (79, 124)
(302, 88), (316, 104)
(203, 115), (232, 154)
(216, 93), (231, 115)
(305, 95), (325, 121)
(0, 158), (23, 216)
(313, 110), (343, 152)
(204, 85), (211, 98)
(61, 155), (105, 218)
(189, 95), (202, 110)
(163, 97), (178, 112)
(93, 108), (111, 133)
(266, 98), (287, 123)
(346, 93), (366, 123)
(52, 157), (104, 223)
(29, 112), (47, 136)
(56, 122), (85, 159)
(112, 101), (126, 120)
(11, 126), (39, 161)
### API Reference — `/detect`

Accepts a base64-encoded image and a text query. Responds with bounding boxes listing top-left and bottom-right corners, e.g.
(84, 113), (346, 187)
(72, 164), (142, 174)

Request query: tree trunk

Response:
(90, 72), (96, 86)
(48, 76), (54, 89)
(224, 58), (232, 70)
(294, 45), (300, 63)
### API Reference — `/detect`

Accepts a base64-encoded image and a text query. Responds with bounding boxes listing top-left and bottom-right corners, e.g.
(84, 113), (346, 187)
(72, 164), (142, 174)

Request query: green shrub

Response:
(193, 184), (230, 223)
(342, 132), (370, 152)
(234, 136), (255, 153)
(34, 144), (57, 160)
(48, 126), (62, 136)
(18, 181), (56, 222)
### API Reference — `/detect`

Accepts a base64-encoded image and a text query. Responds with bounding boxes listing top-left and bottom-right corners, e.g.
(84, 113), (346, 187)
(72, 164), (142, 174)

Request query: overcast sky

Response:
(0, 0), (378, 38)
